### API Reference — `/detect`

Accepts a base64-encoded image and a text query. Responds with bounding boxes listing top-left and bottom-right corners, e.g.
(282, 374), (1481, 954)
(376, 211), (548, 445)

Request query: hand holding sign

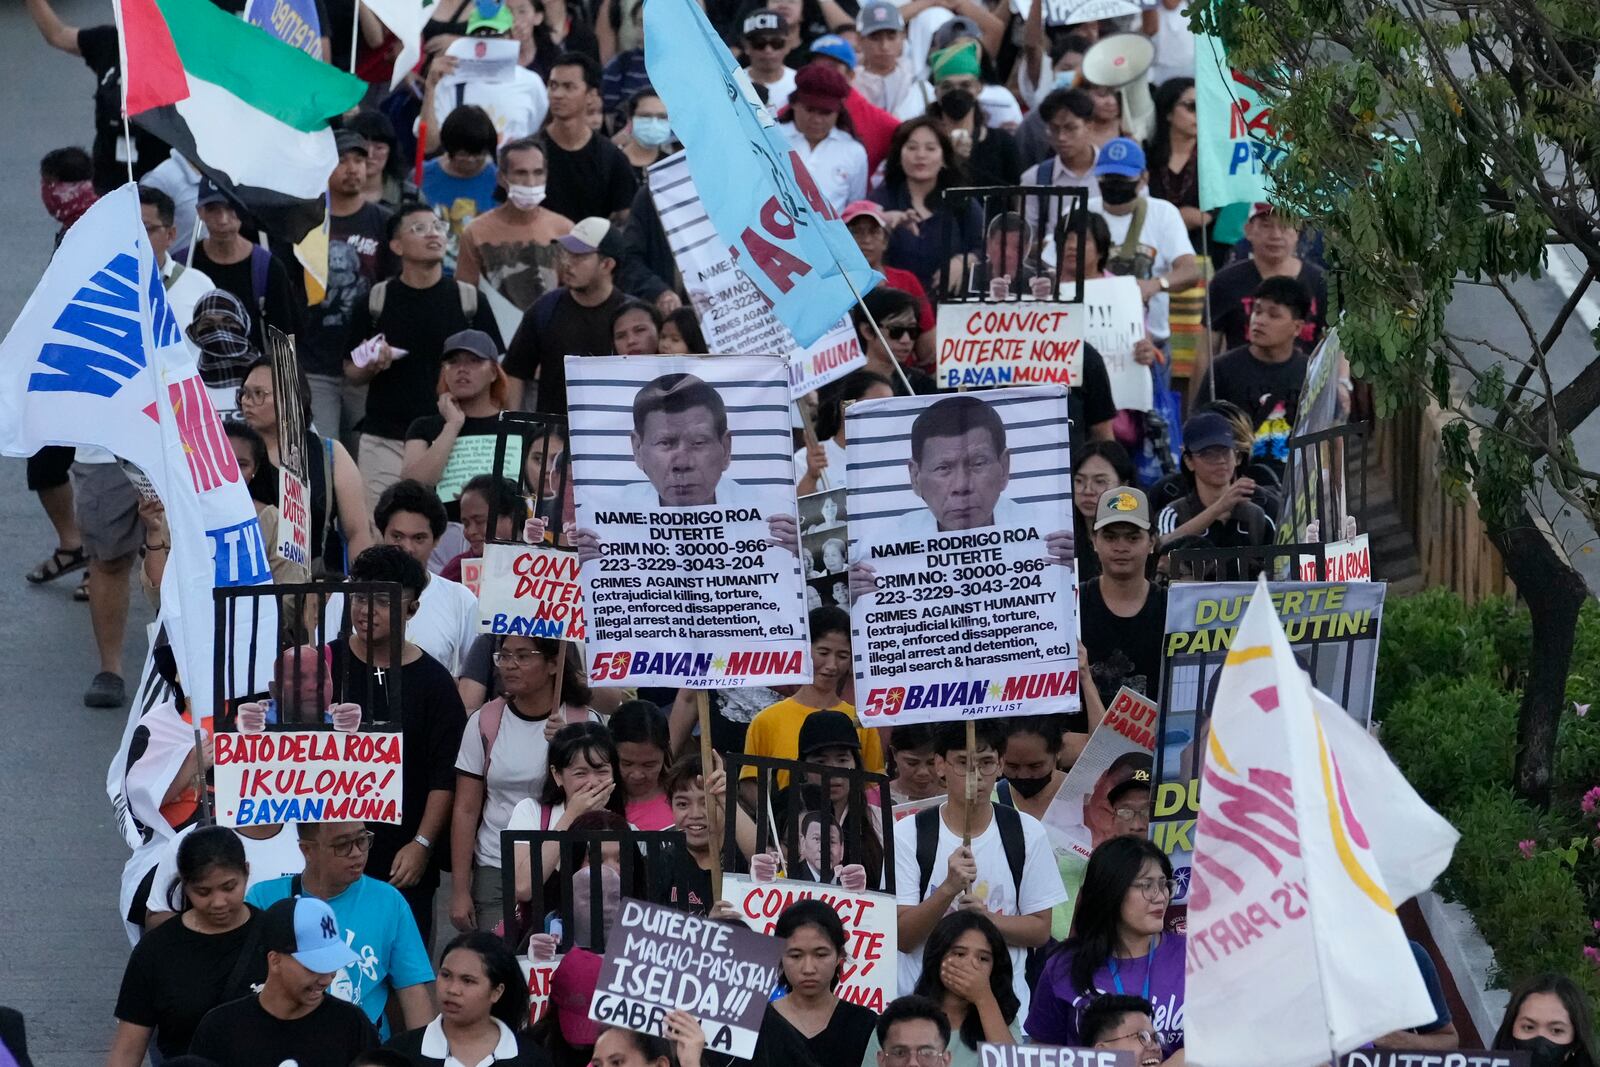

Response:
(237, 701), (268, 734)
(944, 844), (977, 894)
(330, 702), (362, 733)
(750, 849), (782, 882)
(663, 1010), (707, 1067)
(838, 863), (867, 891)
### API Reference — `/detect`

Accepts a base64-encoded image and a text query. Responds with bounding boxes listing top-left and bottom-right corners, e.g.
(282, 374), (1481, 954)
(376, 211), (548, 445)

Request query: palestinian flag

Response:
(115, 0), (366, 241)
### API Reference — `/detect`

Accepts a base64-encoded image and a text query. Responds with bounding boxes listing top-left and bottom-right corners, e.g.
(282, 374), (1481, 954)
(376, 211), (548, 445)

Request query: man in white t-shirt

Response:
(423, 4), (549, 150)
(895, 722), (1067, 1018)
(376, 480), (479, 675)
(1088, 137), (1198, 344)
(1143, 0), (1196, 88)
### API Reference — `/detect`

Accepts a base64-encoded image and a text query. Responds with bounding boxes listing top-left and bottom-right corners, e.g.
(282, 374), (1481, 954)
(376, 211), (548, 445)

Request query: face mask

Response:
(1099, 177), (1140, 206)
(1007, 773), (1054, 799)
(1053, 68), (1077, 90)
(1512, 1037), (1574, 1067)
(632, 116), (672, 146)
(939, 88), (976, 121)
(507, 183), (546, 209)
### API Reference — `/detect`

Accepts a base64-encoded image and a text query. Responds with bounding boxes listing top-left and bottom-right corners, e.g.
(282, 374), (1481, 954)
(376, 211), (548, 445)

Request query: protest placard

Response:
(460, 557), (483, 597)
(1338, 1054), (1527, 1067)
(521, 954), (560, 1026)
(212, 728), (404, 828)
(436, 432), (524, 504)
(1151, 580), (1385, 902)
(1082, 277), (1150, 412)
(1042, 687), (1156, 862)
(588, 898), (783, 1058)
(566, 355), (812, 688)
(1007, 0), (1140, 27)
(446, 36), (519, 81)
(647, 153), (864, 399)
(266, 327), (312, 569)
(846, 387), (1079, 724)
(981, 1045), (1135, 1067)
(1276, 330), (1349, 546)
(477, 543), (586, 642)
(243, 0), (322, 54)
(721, 874), (897, 1011)
(1298, 534), (1371, 582)
(892, 795), (944, 821)
(800, 488), (850, 611)
(936, 302), (1084, 390)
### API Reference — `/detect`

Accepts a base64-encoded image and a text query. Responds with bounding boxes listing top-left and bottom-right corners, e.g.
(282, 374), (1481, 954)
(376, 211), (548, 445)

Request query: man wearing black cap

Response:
(504, 216), (630, 414)
(190, 178), (301, 354)
(1155, 413), (1275, 549)
(742, 9), (798, 110)
(189, 896), (380, 1067)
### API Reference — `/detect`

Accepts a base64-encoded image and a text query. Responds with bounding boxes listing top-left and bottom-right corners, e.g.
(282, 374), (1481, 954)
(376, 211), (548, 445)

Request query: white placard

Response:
(936, 301), (1085, 389)
(1083, 276), (1152, 412)
(477, 542), (587, 642)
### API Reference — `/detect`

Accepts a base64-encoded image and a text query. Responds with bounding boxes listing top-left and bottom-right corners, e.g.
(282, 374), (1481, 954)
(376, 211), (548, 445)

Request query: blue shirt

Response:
(421, 160), (500, 271)
(245, 874), (434, 1038)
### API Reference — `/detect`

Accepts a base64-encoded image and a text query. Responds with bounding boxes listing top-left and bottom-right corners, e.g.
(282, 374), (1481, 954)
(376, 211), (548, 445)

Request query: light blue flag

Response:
(643, 0), (881, 347)
(1195, 33), (1285, 211)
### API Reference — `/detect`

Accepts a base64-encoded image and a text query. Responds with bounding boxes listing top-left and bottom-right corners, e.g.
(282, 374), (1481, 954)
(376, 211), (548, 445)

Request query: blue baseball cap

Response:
(1182, 412), (1238, 454)
(1094, 136), (1146, 179)
(809, 34), (857, 69)
(262, 896), (360, 974)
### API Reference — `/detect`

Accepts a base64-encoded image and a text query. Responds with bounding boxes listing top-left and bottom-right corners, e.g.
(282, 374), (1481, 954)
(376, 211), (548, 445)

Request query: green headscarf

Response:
(929, 39), (982, 83)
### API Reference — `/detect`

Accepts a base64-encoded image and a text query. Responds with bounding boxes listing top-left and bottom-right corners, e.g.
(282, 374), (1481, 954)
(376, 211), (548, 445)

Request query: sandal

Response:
(26, 545), (87, 584)
(74, 573), (90, 602)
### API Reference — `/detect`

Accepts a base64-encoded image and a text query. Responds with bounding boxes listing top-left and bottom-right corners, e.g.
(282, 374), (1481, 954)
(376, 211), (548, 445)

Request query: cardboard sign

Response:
(1041, 686), (1156, 861)
(588, 898), (782, 1058)
(266, 326), (312, 567)
(447, 36), (519, 82)
(1298, 533), (1371, 582)
(1082, 277), (1151, 412)
(212, 729), (404, 827)
(279, 468), (312, 568)
(460, 557), (483, 597)
(1338, 1054), (1527, 1067)
(936, 302), (1084, 389)
(521, 954), (561, 1027)
(722, 874), (897, 1012)
(892, 794), (944, 821)
(477, 543), (586, 642)
(981, 1044), (1135, 1067)
(437, 432), (523, 503)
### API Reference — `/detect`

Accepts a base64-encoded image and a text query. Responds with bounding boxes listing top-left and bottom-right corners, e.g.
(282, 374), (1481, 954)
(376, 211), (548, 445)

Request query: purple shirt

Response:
(1024, 933), (1187, 1055)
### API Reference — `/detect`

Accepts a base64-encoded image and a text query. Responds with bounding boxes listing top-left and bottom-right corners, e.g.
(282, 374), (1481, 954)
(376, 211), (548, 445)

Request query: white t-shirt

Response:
(893, 804), (1068, 1018)
(141, 151), (205, 251)
(856, 60), (935, 121)
(456, 702), (600, 866)
(1148, 1), (1197, 87)
(792, 438), (847, 487)
(783, 125), (868, 214)
(433, 67), (550, 145)
(143, 822), (306, 916)
(754, 66), (797, 113)
(409, 573), (480, 676)
(1089, 194), (1195, 340)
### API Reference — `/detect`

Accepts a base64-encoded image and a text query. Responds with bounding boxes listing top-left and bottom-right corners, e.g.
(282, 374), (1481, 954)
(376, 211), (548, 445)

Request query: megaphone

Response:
(1081, 32), (1156, 143)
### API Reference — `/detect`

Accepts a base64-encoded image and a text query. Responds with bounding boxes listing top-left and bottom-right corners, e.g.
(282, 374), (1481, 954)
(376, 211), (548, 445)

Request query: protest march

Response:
(1, 0), (1595, 1066)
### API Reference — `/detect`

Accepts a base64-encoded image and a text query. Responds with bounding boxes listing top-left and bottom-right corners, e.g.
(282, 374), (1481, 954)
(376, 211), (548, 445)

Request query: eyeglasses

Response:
(328, 830), (376, 857)
(493, 650), (545, 667)
(883, 1048), (949, 1065)
(403, 218), (449, 236)
(950, 756), (1000, 773)
(238, 387), (273, 405)
(1113, 806), (1148, 824)
(885, 325), (920, 340)
(747, 37), (786, 50)
(1099, 1029), (1159, 1049)
(1131, 876), (1176, 901)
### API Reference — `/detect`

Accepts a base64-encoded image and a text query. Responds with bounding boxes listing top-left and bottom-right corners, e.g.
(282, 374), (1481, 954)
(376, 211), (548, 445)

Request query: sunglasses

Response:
(884, 324), (919, 340)
(747, 37), (786, 50)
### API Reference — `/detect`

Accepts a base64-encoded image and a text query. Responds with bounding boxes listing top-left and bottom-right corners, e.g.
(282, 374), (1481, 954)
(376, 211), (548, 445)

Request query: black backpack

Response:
(914, 803), (1026, 901)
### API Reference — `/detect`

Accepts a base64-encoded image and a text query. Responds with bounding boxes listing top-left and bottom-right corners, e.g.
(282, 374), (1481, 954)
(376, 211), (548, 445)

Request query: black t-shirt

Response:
(1080, 577), (1167, 707)
(1202, 345), (1309, 468)
(1068, 342), (1117, 453)
(114, 909), (269, 1056)
(1155, 492), (1276, 559)
(190, 993), (380, 1067)
(386, 1024), (556, 1066)
(505, 287), (630, 415)
(659, 843), (749, 915)
(967, 125), (1022, 187)
(331, 640), (467, 881)
(1207, 258), (1327, 351)
(706, 1006), (823, 1067)
(190, 243), (303, 353)
(80, 26), (167, 192)
(405, 412), (528, 518)
(1147, 469), (1281, 517)
(304, 202), (394, 377)
(794, 999), (878, 1066)
(539, 131), (639, 223)
(344, 276), (503, 438)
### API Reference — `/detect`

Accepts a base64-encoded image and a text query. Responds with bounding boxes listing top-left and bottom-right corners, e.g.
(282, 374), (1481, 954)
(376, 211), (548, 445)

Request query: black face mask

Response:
(1512, 1036), (1575, 1067)
(1007, 773), (1053, 799)
(939, 88), (976, 121)
(1099, 177), (1140, 206)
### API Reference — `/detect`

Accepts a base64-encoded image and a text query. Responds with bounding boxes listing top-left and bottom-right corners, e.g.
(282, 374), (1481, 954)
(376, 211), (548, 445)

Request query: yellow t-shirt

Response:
(740, 698), (886, 788)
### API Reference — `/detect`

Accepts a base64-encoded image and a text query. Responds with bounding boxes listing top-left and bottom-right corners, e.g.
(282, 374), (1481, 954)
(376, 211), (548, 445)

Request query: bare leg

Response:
(89, 555), (134, 675)
(38, 483), (83, 551)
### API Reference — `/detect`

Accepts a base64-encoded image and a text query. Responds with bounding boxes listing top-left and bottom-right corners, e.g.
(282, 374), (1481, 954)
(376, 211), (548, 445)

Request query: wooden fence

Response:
(1372, 402), (1515, 603)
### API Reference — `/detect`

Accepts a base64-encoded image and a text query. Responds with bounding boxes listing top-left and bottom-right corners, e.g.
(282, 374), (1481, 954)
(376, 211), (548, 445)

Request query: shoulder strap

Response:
(249, 244), (271, 312)
(995, 779), (1013, 808)
(540, 802), (553, 831)
(478, 698), (507, 778)
(368, 279), (389, 320)
(456, 279), (479, 320)
(221, 909), (267, 999)
(992, 803), (1026, 902)
(1039, 156), (1053, 186)
(1115, 198), (1150, 264)
(164, 261), (185, 289)
(290, 873), (303, 897)
(915, 805), (941, 900)
(532, 288), (562, 335)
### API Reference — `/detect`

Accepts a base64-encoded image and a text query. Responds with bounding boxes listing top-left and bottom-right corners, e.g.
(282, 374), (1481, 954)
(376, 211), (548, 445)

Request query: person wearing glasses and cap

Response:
(1155, 411), (1275, 551)
(742, 8), (799, 111)
(189, 896), (382, 1067)
(247, 822), (438, 1041)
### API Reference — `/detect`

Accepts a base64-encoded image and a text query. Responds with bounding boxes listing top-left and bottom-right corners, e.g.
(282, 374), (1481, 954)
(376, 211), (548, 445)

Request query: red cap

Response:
(1248, 202), (1276, 221)
(790, 62), (851, 113)
(550, 948), (603, 1047)
(842, 200), (887, 227)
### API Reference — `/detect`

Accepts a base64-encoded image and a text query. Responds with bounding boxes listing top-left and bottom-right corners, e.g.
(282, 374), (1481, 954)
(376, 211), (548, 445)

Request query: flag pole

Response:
(349, 0), (362, 70)
(838, 265), (917, 396)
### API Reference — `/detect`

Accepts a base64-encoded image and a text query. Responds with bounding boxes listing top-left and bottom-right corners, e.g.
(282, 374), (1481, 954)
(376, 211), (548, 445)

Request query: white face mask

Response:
(507, 183), (546, 209)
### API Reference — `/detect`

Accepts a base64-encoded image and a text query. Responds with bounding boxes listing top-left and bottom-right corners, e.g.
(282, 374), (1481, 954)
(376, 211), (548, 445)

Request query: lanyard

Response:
(1108, 937), (1157, 1001)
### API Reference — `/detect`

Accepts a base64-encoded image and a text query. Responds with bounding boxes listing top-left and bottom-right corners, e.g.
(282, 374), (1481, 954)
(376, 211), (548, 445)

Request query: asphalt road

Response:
(0, 1), (159, 1062)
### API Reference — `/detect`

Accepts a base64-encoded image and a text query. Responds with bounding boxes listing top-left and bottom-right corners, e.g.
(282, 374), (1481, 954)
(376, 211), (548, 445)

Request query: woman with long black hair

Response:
(871, 118), (983, 296)
(767, 900), (878, 1063)
(1492, 974), (1600, 1067)
(1025, 836), (1186, 1057)
(385, 931), (547, 1066)
(108, 827), (267, 1066)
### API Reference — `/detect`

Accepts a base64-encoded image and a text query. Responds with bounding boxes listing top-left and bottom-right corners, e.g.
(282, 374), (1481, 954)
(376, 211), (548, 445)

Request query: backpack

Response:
(915, 803), (1026, 902)
(248, 244), (272, 319)
(367, 278), (479, 321)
